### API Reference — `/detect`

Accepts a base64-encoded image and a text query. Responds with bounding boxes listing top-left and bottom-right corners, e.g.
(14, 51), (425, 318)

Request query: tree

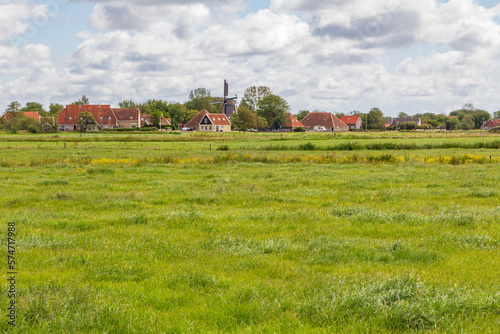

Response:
(445, 117), (459, 130)
(240, 86), (272, 112)
(22, 102), (47, 115)
(494, 110), (500, 119)
(335, 112), (345, 119)
(398, 112), (409, 118)
(184, 88), (217, 113)
(471, 110), (491, 129)
(49, 103), (64, 115)
(72, 95), (90, 105)
(168, 103), (187, 125)
(461, 115), (474, 130)
(6, 101), (21, 113)
(77, 111), (97, 132)
(256, 116), (268, 129)
(256, 94), (290, 129)
(118, 100), (137, 108)
(183, 109), (200, 123)
(367, 107), (385, 130)
(139, 99), (169, 117)
(296, 110), (309, 121)
(463, 103), (476, 111)
(3, 112), (27, 132)
(81, 95), (90, 105)
(231, 107), (258, 132)
(150, 109), (162, 128)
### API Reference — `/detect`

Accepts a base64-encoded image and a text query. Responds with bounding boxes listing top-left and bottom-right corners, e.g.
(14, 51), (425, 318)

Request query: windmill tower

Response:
(211, 80), (237, 119)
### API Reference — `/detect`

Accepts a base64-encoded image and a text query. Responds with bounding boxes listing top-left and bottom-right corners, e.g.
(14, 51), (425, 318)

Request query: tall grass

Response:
(2, 132), (500, 332)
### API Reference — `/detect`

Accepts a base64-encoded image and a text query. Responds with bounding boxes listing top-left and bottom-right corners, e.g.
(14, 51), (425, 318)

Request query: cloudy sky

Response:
(1, 0), (500, 116)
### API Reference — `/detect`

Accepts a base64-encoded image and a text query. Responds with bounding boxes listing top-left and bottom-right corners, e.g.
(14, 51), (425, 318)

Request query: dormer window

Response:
(69, 117), (72, 120)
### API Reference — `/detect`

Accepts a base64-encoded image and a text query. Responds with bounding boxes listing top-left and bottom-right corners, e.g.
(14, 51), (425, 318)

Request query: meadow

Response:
(1, 130), (500, 333)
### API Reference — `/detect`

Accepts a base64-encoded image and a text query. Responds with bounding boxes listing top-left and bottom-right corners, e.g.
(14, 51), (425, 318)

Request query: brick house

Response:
(283, 113), (304, 131)
(340, 115), (363, 130)
(140, 114), (171, 127)
(183, 110), (209, 131)
(482, 119), (500, 130)
(57, 105), (140, 131)
(301, 112), (349, 132)
(198, 113), (231, 132)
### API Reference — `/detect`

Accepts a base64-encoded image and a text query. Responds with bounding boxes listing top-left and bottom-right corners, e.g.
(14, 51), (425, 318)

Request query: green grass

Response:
(1, 131), (500, 332)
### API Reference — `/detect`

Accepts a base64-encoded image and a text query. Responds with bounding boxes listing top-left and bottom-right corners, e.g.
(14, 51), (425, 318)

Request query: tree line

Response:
(2, 88), (499, 132)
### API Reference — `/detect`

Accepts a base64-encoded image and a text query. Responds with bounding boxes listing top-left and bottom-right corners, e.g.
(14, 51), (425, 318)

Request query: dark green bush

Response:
(28, 125), (39, 134)
(217, 145), (230, 151)
(293, 127), (306, 132)
(298, 142), (316, 150)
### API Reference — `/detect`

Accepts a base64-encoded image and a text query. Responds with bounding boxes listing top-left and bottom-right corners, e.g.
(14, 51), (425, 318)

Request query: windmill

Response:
(210, 80), (237, 119)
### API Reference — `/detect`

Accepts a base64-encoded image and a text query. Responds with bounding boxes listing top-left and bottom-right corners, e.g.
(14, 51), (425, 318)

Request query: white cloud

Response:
(1, 0), (500, 115)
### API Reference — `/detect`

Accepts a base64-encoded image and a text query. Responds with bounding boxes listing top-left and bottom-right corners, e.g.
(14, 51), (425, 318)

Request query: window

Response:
(209, 126), (212, 130)
(69, 117), (72, 120)
(100, 117), (103, 119)
(130, 116), (133, 119)
(109, 117), (111, 120)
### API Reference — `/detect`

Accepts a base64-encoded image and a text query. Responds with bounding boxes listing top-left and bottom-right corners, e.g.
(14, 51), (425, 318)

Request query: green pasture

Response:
(1, 131), (500, 333)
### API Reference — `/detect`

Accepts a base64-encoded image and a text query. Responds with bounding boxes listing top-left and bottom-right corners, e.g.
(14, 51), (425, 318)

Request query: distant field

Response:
(1, 131), (499, 333)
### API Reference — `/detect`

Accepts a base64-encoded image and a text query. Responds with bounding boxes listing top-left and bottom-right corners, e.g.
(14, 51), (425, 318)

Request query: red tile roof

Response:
(301, 112), (348, 129)
(140, 114), (152, 126)
(209, 113), (230, 125)
(111, 108), (139, 121)
(204, 113), (231, 126)
(58, 105), (116, 125)
(285, 113), (303, 128)
(484, 119), (500, 128)
(23, 111), (41, 121)
(184, 110), (209, 128)
(340, 115), (360, 126)
(3, 111), (41, 121)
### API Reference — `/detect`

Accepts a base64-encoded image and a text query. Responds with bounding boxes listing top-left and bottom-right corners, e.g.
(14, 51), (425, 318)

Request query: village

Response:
(3, 100), (500, 134)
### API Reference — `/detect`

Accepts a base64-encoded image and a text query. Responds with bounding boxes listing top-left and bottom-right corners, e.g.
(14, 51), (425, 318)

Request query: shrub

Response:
(28, 125), (39, 134)
(293, 127), (306, 132)
(217, 145), (230, 151)
(101, 127), (159, 132)
(298, 142), (316, 150)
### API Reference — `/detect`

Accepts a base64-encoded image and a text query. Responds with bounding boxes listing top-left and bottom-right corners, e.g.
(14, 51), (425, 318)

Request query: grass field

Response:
(1, 131), (500, 333)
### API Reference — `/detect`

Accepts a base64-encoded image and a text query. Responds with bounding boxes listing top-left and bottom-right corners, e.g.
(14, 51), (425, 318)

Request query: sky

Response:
(1, 0), (500, 116)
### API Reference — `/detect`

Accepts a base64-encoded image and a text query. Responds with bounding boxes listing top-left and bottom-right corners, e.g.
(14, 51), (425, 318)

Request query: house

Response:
(198, 113), (231, 132)
(3, 111), (41, 124)
(140, 114), (171, 127)
(57, 105), (140, 131)
(482, 119), (500, 130)
(301, 112), (349, 132)
(183, 110), (209, 131)
(23, 111), (42, 123)
(340, 115), (362, 130)
(283, 113), (304, 131)
(391, 117), (422, 126)
(113, 108), (141, 128)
